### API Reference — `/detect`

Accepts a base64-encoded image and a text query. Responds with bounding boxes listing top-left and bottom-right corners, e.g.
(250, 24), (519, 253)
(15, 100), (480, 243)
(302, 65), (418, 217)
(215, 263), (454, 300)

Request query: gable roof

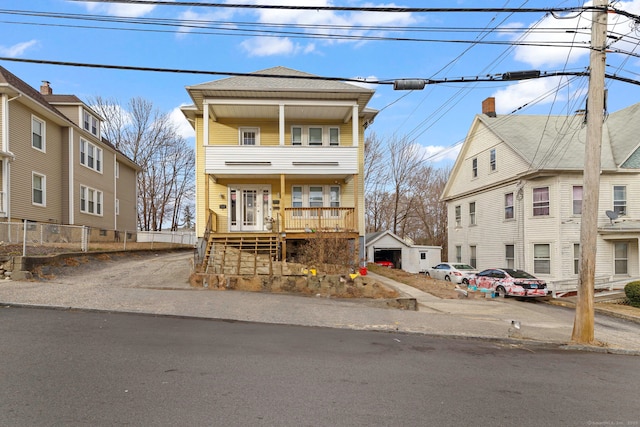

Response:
(185, 66), (376, 118)
(0, 66), (72, 125)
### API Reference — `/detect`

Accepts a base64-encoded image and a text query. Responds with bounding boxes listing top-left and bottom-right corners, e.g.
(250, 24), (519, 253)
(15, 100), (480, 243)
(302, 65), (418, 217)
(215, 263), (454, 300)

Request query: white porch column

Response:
(203, 100), (209, 146)
(279, 103), (285, 146)
(352, 104), (359, 146)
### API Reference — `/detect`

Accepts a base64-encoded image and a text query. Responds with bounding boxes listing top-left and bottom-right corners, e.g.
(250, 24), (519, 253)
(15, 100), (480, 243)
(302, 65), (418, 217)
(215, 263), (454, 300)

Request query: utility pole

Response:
(572, 0), (608, 344)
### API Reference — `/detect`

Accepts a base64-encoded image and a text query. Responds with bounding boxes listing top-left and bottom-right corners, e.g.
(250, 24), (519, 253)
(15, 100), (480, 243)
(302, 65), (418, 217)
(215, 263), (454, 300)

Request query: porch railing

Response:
(283, 207), (356, 232)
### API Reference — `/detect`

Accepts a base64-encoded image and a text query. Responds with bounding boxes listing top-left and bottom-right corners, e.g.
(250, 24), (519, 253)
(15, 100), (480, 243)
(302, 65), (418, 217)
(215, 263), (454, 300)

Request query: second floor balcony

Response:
(204, 145), (358, 178)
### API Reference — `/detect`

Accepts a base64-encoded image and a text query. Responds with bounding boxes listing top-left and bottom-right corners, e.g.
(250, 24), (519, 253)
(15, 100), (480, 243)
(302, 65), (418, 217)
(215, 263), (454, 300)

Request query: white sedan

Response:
(425, 263), (478, 285)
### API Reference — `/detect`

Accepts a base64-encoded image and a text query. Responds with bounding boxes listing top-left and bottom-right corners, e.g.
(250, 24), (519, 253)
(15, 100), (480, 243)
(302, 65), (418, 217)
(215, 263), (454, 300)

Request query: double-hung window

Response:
(574, 244), (580, 275)
(32, 116), (45, 151)
(32, 172), (45, 206)
(469, 202), (476, 225)
(83, 110), (99, 137)
(533, 187), (550, 216)
(534, 244), (550, 274)
(80, 139), (103, 173)
(455, 246), (462, 263)
(504, 193), (514, 220)
(290, 126), (340, 146)
(80, 185), (103, 215)
(469, 246), (477, 268)
(505, 245), (515, 269)
(490, 149), (496, 171)
(291, 185), (341, 217)
(615, 243), (628, 275)
(472, 158), (478, 178)
(454, 205), (461, 227)
(572, 185), (583, 215)
(613, 185), (626, 215)
(239, 127), (259, 145)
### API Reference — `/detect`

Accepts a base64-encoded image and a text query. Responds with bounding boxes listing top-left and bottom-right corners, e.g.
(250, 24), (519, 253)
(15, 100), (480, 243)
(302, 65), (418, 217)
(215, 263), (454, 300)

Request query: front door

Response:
(229, 186), (271, 232)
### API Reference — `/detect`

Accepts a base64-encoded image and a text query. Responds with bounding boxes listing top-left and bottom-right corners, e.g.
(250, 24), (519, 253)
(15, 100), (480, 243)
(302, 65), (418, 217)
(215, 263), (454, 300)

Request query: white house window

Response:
(32, 172), (46, 206)
(572, 185), (583, 215)
(455, 205), (461, 227)
(32, 116), (45, 151)
(309, 127), (323, 146)
(534, 243), (551, 274)
(614, 243), (628, 275)
(469, 245), (477, 268)
(574, 243), (580, 275)
(83, 110), (99, 137)
(239, 127), (259, 145)
(613, 185), (626, 215)
(490, 149), (496, 171)
(505, 244), (515, 269)
(533, 187), (550, 216)
(80, 139), (103, 173)
(291, 185), (341, 215)
(505, 193), (514, 220)
(472, 158), (478, 178)
(469, 202), (476, 225)
(291, 127), (302, 145)
(291, 126), (340, 146)
(455, 246), (462, 263)
(80, 185), (103, 216)
(329, 127), (340, 146)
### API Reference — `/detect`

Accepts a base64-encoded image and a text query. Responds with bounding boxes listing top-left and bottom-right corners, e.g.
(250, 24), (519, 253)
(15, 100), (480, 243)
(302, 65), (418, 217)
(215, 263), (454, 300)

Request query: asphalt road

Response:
(1, 307), (638, 427)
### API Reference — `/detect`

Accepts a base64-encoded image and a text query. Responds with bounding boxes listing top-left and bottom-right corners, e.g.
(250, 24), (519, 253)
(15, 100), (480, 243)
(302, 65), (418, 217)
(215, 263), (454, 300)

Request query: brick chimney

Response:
(40, 81), (53, 95)
(482, 97), (496, 117)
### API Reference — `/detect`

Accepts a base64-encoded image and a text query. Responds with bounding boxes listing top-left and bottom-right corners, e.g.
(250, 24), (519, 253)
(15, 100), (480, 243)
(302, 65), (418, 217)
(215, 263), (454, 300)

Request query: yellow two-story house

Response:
(182, 67), (377, 272)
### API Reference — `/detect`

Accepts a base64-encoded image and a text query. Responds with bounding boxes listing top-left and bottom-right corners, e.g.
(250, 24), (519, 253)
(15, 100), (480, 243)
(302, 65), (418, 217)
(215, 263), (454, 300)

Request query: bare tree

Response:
(89, 96), (194, 231)
(387, 136), (425, 237)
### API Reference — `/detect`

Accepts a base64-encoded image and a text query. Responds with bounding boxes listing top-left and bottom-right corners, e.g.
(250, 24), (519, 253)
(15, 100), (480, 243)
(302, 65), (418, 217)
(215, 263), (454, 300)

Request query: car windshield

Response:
(452, 264), (475, 270)
(503, 269), (536, 279)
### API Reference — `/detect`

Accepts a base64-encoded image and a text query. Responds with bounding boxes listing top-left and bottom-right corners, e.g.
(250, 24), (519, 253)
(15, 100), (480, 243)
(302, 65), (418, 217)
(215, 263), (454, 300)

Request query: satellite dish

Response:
(605, 210), (618, 225)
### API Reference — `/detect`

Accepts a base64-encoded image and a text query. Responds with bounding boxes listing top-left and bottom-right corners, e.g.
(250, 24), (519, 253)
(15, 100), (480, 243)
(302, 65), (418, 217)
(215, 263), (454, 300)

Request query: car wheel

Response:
(496, 286), (508, 298)
(424, 272), (430, 277)
(444, 275), (451, 282)
(462, 278), (469, 285)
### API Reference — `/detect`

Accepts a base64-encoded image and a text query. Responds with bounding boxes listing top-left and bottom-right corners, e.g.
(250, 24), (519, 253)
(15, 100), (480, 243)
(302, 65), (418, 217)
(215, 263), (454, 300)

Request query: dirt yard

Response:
(366, 264), (459, 299)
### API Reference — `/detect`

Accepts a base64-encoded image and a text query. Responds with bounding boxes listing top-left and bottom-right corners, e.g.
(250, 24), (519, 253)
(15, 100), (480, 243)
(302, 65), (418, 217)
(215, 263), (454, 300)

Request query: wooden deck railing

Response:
(283, 207), (356, 232)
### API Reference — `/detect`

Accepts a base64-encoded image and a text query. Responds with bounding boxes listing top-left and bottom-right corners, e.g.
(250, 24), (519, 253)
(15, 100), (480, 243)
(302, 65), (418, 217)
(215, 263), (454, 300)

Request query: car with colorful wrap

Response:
(468, 268), (550, 298)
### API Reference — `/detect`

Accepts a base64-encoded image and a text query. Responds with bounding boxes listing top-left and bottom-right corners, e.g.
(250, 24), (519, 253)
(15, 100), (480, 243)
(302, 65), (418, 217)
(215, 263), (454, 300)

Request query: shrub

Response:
(624, 281), (640, 308)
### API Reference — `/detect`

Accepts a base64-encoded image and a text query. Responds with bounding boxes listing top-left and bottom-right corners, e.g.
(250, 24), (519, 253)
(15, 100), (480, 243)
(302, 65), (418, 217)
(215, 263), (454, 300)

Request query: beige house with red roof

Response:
(0, 66), (139, 235)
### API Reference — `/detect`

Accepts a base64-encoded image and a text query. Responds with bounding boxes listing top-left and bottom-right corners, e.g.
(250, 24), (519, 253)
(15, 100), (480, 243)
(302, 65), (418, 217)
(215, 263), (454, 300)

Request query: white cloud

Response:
(80, 0), (159, 17)
(241, 36), (312, 56)
(492, 77), (568, 113)
(421, 144), (461, 163)
(178, 0), (418, 57)
(170, 107), (195, 139)
(513, 0), (640, 68)
(0, 40), (38, 57)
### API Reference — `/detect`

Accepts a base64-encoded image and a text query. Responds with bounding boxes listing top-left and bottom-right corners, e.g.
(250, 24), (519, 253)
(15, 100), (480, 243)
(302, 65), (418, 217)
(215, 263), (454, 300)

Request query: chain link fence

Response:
(0, 221), (140, 256)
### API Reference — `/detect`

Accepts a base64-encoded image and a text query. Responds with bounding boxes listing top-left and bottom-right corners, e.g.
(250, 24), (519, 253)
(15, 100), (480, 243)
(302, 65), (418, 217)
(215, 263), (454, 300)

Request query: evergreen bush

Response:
(624, 281), (640, 308)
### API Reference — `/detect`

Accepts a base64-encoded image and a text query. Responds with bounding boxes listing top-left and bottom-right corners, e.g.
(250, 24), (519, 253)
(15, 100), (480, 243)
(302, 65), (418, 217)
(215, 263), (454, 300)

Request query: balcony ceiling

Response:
(208, 103), (353, 121)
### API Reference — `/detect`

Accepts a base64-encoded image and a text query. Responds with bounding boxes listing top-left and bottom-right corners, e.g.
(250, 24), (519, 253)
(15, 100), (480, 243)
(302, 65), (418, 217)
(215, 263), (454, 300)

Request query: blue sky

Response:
(2, 0), (640, 168)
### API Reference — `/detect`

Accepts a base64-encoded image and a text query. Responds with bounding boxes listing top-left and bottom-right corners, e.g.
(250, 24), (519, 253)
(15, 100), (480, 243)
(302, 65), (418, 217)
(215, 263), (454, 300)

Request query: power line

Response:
(68, 1), (604, 15)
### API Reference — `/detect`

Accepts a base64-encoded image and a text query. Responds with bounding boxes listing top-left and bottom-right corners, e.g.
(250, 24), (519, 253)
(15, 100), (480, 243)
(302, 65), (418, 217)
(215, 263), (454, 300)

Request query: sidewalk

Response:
(0, 269), (639, 355)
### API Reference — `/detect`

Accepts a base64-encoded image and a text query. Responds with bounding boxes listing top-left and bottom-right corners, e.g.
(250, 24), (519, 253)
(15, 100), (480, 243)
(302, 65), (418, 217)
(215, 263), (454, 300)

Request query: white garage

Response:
(365, 231), (441, 274)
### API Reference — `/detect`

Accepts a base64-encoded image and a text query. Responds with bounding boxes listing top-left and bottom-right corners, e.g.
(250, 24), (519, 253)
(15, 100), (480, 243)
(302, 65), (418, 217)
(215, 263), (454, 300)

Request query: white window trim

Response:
(533, 186), (550, 217)
(239, 127), (260, 145)
(32, 115), (46, 152)
(533, 243), (551, 275)
(80, 138), (103, 173)
(613, 185), (627, 216)
(83, 109), (100, 138)
(504, 192), (514, 220)
(471, 158), (478, 178)
(454, 205), (461, 227)
(290, 125), (341, 146)
(80, 185), (104, 216)
(291, 184), (341, 207)
(469, 201), (476, 226)
(32, 172), (46, 207)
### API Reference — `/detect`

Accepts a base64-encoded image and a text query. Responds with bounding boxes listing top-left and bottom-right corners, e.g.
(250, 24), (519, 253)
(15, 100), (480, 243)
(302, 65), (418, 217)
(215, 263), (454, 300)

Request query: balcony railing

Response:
(283, 207), (356, 232)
